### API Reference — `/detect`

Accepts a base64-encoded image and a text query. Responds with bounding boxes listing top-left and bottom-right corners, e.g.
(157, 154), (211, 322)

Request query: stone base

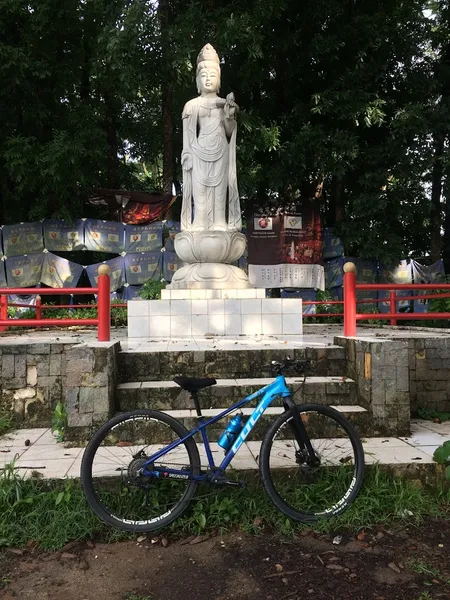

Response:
(128, 297), (303, 338)
(169, 262), (250, 289)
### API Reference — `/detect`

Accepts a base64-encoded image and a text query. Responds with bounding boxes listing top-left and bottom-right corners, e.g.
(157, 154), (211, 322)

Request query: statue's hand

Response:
(181, 151), (193, 171)
(224, 92), (238, 119)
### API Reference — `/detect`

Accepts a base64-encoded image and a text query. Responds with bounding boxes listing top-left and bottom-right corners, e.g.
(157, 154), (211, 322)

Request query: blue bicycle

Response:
(81, 357), (365, 532)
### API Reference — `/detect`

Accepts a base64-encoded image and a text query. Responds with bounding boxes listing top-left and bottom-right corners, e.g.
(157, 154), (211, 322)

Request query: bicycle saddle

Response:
(173, 376), (217, 393)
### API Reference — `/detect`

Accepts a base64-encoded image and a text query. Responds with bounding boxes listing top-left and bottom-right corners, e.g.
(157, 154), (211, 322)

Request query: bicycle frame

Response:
(141, 374), (292, 481)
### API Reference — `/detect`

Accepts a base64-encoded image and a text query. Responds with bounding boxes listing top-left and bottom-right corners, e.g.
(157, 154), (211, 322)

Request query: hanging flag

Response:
(323, 228), (344, 259)
(43, 219), (85, 252)
(3, 222), (44, 257)
(163, 220), (180, 251)
(124, 222), (163, 253)
(41, 252), (84, 289)
(84, 219), (125, 253)
(5, 253), (44, 287)
(163, 251), (182, 282)
(0, 259), (6, 287)
(124, 252), (162, 285)
(86, 256), (125, 291)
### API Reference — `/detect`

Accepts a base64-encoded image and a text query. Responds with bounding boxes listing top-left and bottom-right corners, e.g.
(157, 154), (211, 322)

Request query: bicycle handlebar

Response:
(262, 357), (311, 375)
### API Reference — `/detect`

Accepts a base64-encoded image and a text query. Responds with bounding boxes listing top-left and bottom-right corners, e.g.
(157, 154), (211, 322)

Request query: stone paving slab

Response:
(1, 419), (448, 479)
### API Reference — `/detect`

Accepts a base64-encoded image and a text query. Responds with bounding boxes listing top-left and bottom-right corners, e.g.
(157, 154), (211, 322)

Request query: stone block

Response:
(65, 357), (94, 374)
(68, 412), (93, 427)
(93, 389), (111, 414)
(2, 355), (15, 379)
(35, 357), (50, 377)
(79, 388), (95, 413)
(50, 344), (64, 354)
(27, 365), (37, 387)
(27, 344), (51, 355)
(3, 377), (27, 389)
(49, 355), (62, 376)
(396, 367), (410, 392)
(66, 387), (79, 411)
(14, 355), (26, 379)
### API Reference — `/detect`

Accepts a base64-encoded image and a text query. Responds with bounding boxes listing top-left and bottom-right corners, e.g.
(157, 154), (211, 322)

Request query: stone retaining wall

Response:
(0, 341), (119, 438)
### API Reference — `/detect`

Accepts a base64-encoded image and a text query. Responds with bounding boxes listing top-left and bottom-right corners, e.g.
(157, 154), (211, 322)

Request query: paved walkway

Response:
(0, 419), (447, 479)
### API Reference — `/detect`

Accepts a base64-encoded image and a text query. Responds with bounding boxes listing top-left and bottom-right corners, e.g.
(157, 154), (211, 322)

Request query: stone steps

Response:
(117, 345), (347, 383)
(115, 375), (373, 439)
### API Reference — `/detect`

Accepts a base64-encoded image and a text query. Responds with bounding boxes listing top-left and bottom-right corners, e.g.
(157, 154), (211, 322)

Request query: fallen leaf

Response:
(61, 552), (77, 560)
(388, 562), (401, 574)
(275, 563), (283, 573)
(189, 535), (209, 545)
(161, 538), (169, 547)
(137, 536), (146, 543)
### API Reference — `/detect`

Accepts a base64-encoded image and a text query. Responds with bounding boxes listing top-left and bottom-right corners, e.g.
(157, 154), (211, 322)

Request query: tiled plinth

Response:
(127, 297), (303, 338)
(161, 288), (266, 300)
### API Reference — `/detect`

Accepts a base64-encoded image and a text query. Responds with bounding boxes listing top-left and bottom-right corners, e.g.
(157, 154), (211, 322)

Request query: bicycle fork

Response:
(282, 396), (320, 467)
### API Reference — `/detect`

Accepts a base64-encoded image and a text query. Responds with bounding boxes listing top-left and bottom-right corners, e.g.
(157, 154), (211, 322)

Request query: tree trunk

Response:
(430, 133), (444, 262)
(159, 0), (173, 195)
(443, 168), (450, 275)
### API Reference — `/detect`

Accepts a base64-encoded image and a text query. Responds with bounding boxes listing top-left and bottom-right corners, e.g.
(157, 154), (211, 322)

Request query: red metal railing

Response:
(0, 265), (111, 341)
(343, 261), (450, 336)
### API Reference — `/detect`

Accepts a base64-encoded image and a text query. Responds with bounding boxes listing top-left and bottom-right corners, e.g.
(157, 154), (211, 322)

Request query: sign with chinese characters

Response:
(41, 252), (84, 289)
(86, 256), (125, 291)
(124, 252), (162, 285)
(43, 219), (85, 252)
(5, 253), (44, 287)
(124, 223), (163, 253)
(3, 222), (44, 257)
(84, 220), (124, 253)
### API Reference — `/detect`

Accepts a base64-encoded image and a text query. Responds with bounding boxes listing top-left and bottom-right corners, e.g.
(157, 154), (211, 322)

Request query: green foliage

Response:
(418, 407), (450, 422)
(51, 402), (67, 443)
(0, 413), (14, 436)
(137, 280), (165, 300)
(433, 440), (450, 481)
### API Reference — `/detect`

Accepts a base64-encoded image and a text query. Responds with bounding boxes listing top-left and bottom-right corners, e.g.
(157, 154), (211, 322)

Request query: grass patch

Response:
(407, 559), (450, 585)
(0, 413), (14, 436)
(0, 466), (449, 551)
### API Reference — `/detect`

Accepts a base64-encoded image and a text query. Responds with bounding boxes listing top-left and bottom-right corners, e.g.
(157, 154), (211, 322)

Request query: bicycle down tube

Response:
(141, 375), (295, 480)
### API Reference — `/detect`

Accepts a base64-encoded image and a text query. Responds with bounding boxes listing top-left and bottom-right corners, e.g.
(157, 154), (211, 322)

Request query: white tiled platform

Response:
(127, 297), (303, 338)
(1, 419), (448, 480)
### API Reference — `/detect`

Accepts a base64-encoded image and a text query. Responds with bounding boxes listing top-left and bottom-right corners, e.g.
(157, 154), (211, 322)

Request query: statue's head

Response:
(196, 43), (221, 94)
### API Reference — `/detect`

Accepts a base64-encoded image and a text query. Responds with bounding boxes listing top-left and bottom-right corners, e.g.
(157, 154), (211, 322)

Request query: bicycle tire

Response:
(260, 403), (364, 522)
(81, 410), (200, 532)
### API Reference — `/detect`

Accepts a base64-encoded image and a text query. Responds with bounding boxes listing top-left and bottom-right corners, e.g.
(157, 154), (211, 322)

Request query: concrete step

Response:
(116, 376), (358, 411)
(117, 345), (347, 383)
(113, 404), (369, 442)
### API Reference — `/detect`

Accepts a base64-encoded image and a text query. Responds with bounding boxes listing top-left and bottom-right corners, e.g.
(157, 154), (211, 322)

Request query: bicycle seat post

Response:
(189, 391), (203, 418)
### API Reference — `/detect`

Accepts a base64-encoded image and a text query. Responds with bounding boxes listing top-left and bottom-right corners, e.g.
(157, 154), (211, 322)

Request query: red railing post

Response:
(0, 294), (7, 332)
(343, 262), (357, 337)
(97, 264), (111, 342)
(35, 295), (42, 321)
(389, 291), (397, 326)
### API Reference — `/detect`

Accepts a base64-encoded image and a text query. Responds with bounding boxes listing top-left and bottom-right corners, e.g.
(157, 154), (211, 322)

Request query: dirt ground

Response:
(1, 520), (450, 600)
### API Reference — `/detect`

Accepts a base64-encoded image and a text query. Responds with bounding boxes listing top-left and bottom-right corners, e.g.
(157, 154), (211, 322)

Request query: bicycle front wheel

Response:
(260, 404), (364, 522)
(81, 410), (200, 532)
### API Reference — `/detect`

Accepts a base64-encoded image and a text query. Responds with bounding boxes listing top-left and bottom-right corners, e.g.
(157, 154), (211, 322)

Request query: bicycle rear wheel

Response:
(81, 410), (200, 532)
(260, 404), (364, 522)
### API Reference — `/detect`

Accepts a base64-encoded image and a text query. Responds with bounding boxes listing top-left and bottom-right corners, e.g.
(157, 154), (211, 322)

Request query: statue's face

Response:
(197, 67), (220, 93)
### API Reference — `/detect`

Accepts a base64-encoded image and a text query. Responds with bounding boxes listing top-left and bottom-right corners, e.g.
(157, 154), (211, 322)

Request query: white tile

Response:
(160, 289), (171, 300)
(170, 315), (192, 337)
(282, 314), (303, 335)
(128, 316), (149, 338)
(189, 290), (206, 299)
(208, 314), (225, 335)
(208, 299), (224, 314)
(205, 290), (222, 299)
(224, 299), (241, 315)
(220, 290), (239, 299)
(149, 300), (170, 316)
(262, 298), (282, 314)
(192, 300), (208, 315)
(256, 289), (266, 298)
(241, 299), (261, 314)
(127, 300), (149, 318)
(262, 314), (282, 335)
(225, 314), (242, 335)
(170, 289), (188, 300)
(282, 298), (303, 314)
(170, 300), (191, 315)
(192, 315), (209, 336)
(242, 314), (262, 335)
(237, 289), (257, 299)
(149, 316), (171, 337)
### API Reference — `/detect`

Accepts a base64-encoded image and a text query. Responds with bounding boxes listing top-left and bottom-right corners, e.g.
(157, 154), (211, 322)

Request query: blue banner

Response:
(5, 253), (44, 287)
(124, 252), (162, 285)
(123, 284), (143, 300)
(43, 219), (85, 252)
(379, 260), (412, 284)
(163, 220), (180, 251)
(124, 222), (163, 253)
(3, 222), (44, 257)
(163, 251), (182, 282)
(41, 252), (84, 289)
(86, 256), (125, 292)
(412, 260), (446, 313)
(323, 228), (344, 260)
(325, 257), (344, 288)
(84, 219), (124, 253)
(378, 289), (411, 313)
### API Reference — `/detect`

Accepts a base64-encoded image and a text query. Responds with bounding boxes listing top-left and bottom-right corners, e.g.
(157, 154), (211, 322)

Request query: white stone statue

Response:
(180, 44), (240, 232)
(170, 43), (250, 289)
